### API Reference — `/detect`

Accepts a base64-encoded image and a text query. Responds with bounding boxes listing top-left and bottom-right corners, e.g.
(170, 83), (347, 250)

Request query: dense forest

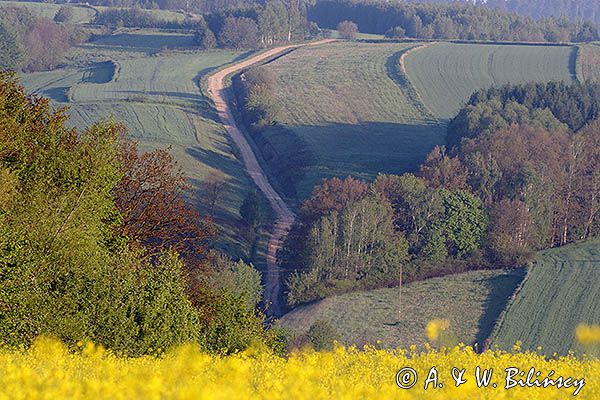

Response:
(310, 0), (598, 42)
(413, 0), (600, 27)
(281, 81), (600, 306)
(0, 73), (282, 355)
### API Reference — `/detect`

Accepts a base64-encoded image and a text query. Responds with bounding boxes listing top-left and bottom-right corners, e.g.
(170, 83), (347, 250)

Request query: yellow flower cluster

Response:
(576, 324), (600, 345)
(0, 336), (598, 400)
(425, 319), (450, 342)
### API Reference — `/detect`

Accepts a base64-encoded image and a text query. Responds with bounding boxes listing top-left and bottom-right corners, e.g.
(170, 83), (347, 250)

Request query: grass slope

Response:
(20, 30), (256, 257)
(404, 42), (576, 120)
(279, 269), (524, 349)
(492, 240), (600, 356)
(255, 41), (446, 200)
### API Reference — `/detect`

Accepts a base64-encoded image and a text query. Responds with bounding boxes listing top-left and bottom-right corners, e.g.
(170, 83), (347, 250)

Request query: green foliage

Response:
(448, 82), (600, 148)
(218, 16), (260, 49)
(240, 191), (261, 229)
(438, 189), (487, 257)
(204, 251), (263, 310)
(19, 38), (254, 257)
(337, 20), (358, 39)
(202, 290), (285, 355)
(307, 320), (339, 351)
(0, 20), (24, 70)
(385, 26), (405, 39)
(0, 73), (276, 356)
(287, 195), (409, 305)
(196, 23), (217, 49)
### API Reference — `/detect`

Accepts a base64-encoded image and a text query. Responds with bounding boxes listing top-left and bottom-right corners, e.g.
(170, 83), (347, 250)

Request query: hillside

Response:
(492, 240), (600, 355)
(248, 41), (445, 200)
(404, 42), (575, 119)
(279, 269), (525, 349)
(248, 40), (577, 201)
(19, 30), (257, 257)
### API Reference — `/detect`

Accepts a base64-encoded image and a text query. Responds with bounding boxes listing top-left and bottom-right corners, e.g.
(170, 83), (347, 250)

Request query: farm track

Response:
(207, 39), (335, 317)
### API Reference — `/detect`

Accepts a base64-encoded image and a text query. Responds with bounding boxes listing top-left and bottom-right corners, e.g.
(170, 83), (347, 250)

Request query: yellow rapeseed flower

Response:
(576, 323), (600, 345)
(425, 318), (450, 342)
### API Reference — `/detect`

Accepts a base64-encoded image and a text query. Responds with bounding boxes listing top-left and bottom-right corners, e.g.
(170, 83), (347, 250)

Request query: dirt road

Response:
(206, 40), (334, 316)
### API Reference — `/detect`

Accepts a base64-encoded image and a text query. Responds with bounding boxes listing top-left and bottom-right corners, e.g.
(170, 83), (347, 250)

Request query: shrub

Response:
(307, 320), (339, 351)
(337, 20), (358, 39)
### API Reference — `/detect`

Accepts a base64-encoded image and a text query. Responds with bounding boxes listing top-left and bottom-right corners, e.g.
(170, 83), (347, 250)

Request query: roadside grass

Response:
(278, 269), (525, 349)
(19, 30), (256, 258)
(254, 41), (445, 201)
(491, 240), (600, 356)
(404, 42), (576, 119)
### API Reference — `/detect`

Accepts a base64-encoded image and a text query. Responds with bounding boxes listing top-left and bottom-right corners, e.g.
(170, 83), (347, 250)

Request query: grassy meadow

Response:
(0, 1), (96, 23)
(279, 269), (525, 349)
(404, 42), (576, 119)
(20, 30), (257, 257)
(255, 41), (445, 200)
(492, 240), (600, 356)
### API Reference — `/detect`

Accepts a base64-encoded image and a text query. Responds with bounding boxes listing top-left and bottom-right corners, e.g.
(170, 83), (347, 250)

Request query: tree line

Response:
(93, 1), (312, 49)
(282, 81), (600, 307)
(0, 6), (88, 72)
(309, 0), (598, 42)
(0, 73), (282, 356)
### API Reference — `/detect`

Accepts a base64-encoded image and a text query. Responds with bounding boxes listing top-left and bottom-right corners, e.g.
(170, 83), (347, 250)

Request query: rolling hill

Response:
(246, 40), (577, 201)
(492, 240), (600, 356)
(250, 40), (445, 200)
(403, 41), (576, 119)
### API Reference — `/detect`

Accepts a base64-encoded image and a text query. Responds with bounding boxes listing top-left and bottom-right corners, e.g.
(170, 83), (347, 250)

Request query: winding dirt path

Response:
(207, 40), (335, 316)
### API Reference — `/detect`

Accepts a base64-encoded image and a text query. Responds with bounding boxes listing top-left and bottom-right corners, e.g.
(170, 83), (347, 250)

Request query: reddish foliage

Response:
(113, 141), (215, 270)
(300, 176), (369, 220)
(419, 145), (469, 190)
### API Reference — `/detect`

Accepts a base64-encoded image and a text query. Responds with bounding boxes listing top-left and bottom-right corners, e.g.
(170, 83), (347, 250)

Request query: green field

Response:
(249, 40), (577, 201)
(20, 30), (256, 257)
(0, 1), (96, 23)
(255, 41), (445, 200)
(577, 43), (600, 82)
(404, 42), (576, 119)
(279, 269), (525, 349)
(492, 241), (600, 356)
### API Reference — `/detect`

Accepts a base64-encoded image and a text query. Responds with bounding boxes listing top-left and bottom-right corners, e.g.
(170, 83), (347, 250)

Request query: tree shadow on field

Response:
(185, 146), (249, 217)
(474, 269), (527, 349)
(256, 120), (447, 200)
